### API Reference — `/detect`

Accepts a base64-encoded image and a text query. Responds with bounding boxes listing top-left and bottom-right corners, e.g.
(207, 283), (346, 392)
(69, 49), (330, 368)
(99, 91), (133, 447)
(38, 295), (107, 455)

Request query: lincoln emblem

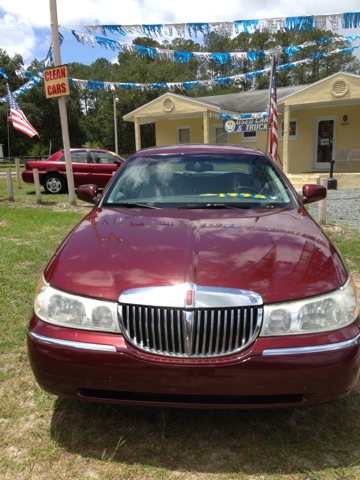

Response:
(186, 289), (193, 306)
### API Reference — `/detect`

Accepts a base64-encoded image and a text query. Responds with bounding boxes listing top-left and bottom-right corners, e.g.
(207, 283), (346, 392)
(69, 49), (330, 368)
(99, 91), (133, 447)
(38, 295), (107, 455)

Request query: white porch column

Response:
(283, 105), (290, 174)
(134, 117), (141, 151)
(203, 111), (209, 144)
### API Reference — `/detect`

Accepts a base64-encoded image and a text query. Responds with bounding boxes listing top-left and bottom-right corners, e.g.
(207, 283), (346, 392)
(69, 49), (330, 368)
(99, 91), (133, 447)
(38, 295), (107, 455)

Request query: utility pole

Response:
(113, 95), (118, 154)
(49, 0), (76, 205)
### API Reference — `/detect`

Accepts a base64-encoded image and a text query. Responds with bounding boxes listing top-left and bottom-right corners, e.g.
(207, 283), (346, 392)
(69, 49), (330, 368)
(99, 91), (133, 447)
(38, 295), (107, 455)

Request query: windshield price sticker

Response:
(223, 117), (270, 133)
(200, 193), (268, 199)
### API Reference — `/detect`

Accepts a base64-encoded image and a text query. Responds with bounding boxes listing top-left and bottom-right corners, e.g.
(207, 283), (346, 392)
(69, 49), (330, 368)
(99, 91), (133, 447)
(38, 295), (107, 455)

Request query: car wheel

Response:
(43, 174), (67, 194)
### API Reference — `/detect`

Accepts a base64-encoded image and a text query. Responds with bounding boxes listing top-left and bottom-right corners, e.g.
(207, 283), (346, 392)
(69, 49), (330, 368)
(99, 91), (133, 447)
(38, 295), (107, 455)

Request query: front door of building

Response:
(313, 116), (336, 169)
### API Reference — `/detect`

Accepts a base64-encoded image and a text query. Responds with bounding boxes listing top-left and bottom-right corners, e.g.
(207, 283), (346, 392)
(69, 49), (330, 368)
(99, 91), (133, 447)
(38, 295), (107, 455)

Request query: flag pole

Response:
(6, 86), (10, 163)
(266, 56), (275, 156)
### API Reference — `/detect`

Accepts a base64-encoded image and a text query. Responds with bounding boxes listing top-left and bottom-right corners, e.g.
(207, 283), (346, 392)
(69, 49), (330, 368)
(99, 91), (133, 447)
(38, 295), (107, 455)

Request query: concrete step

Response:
(286, 175), (320, 191)
(286, 175), (320, 184)
(288, 173), (360, 190)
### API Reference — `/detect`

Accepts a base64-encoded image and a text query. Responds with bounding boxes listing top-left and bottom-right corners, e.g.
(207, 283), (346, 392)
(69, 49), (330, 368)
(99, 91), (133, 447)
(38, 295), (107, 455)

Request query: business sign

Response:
(223, 117), (270, 133)
(44, 65), (70, 99)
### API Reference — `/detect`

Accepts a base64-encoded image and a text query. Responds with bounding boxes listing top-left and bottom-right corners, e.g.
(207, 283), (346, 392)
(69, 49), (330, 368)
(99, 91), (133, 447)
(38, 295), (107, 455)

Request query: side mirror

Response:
(77, 184), (99, 204)
(301, 184), (327, 205)
(114, 159), (122, 166)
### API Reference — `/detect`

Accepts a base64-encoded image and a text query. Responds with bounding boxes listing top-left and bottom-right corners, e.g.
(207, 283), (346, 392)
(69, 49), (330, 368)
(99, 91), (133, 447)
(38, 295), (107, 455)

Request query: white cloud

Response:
(0, 14), (36, 62)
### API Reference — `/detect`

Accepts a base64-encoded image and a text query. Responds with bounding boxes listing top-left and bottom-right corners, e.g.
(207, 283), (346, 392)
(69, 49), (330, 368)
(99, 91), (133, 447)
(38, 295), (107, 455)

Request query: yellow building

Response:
(123, 72), (360, 188)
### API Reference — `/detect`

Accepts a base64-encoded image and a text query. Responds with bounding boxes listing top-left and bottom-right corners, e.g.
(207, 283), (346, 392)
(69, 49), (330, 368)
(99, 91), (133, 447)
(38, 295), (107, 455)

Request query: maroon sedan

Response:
(27, 144), (360, 409)
(21, 148), (125, 194)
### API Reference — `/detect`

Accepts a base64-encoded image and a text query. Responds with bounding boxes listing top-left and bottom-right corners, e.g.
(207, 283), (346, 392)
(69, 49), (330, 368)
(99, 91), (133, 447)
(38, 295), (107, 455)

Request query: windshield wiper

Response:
(179, 203), (251, 209)
(104, 202), (161, 209)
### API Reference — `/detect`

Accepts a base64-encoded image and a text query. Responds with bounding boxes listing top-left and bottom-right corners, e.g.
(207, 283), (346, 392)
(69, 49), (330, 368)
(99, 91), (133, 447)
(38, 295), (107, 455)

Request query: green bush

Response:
(27, 143), (49, 156)
(82, 141), (104, 149)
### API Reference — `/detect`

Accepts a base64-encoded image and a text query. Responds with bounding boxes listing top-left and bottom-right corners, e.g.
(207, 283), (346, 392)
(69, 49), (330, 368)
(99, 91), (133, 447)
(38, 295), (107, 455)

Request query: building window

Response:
(280, 119), (297, 141)
(211, 124), (228, 144)
(241, 131), (257, 143)
(177, 127), (191, 144)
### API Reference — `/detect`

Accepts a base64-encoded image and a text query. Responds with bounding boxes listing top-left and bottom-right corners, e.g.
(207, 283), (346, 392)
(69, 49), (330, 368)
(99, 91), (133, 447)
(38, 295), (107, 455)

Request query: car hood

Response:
(46, 207), (347, 304)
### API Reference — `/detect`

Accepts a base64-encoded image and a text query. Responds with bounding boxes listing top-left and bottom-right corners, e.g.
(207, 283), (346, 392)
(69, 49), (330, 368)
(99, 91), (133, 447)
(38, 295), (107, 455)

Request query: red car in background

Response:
(21, 148), (125, 194)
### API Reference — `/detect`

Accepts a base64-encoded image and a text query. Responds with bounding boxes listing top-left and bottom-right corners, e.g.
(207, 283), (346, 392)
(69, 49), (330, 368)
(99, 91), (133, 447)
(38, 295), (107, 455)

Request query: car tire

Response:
(43, 173), (67, 194)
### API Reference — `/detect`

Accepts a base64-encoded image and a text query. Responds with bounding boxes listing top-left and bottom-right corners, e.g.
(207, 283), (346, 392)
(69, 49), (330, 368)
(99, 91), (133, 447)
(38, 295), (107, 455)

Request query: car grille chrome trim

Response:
(28, 327), (117, 352)
(262, 333), (360, 356)
(119, 284), (263, 309)
(118, 305), (262, 358)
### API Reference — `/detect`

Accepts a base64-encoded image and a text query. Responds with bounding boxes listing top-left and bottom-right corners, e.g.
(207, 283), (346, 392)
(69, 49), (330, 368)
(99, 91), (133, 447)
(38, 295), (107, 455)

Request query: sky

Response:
(0, 0), (360, 71)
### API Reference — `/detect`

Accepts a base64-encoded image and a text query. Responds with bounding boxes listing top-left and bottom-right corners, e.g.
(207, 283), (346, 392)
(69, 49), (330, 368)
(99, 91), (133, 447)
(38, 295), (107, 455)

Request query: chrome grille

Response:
(119, 305), (262, 358)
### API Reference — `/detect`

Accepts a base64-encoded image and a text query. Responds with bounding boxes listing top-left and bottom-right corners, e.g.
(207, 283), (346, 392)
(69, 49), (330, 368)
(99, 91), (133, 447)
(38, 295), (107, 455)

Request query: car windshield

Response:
(102, 153), (297, 209)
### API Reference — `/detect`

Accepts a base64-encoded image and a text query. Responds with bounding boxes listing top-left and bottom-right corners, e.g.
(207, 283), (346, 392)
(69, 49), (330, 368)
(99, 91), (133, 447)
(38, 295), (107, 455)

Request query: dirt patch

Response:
(325, 224), (356, 241)
(46, 203), (92, 214)
(2, 199), (92, 214)
(0, 220), (11, 227)
(5, 446), (26, 462)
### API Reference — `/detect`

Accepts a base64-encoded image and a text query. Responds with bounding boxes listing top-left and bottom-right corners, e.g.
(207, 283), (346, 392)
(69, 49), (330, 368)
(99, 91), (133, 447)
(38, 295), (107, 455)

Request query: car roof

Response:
(132, 144), (267, 157)
(68, 148), (109, 152)
(56, 148), (118, 153)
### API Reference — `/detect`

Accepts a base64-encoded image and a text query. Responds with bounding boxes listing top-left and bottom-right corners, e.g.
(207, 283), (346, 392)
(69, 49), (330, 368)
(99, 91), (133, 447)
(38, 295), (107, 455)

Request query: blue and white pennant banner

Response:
(0, 72), (44, 103)
(84, 22), (231, 38)
(82, 12), (360, 38)
(70, 28), (265, 63)
(69, 28), (360, 64)
(66, 44), (360, 94)
(43, 32), (64, 68)
(0, 68), (8, 79)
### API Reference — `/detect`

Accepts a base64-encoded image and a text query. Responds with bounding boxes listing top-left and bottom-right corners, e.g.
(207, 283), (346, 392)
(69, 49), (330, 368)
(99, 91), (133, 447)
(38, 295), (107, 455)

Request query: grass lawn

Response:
(1, 178), (360, 479)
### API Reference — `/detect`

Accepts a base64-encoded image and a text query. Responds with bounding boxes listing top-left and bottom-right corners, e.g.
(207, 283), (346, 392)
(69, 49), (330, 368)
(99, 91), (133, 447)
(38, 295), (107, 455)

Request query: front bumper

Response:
(27, 315), (360, 409)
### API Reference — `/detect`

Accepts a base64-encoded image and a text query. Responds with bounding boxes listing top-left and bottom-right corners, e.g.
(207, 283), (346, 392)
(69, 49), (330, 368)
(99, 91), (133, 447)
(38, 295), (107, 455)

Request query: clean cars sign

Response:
(223, 117), (270, 133)
(44, 65), (70, 99)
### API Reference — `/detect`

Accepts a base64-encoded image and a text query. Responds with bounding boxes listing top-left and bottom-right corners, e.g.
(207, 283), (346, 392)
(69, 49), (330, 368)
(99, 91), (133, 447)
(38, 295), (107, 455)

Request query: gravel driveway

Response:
(308, 188), (360, 230)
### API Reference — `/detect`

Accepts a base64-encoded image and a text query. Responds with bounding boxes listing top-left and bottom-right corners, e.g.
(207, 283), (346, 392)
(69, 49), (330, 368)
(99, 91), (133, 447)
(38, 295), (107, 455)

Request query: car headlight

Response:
(260, 277), (358, 336)
(34, 277), (120, 333)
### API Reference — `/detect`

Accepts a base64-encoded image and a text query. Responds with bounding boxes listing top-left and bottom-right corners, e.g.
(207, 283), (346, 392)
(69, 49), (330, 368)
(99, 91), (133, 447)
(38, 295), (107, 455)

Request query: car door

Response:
(51, 151), (91, 186)
(71, 150), (93, 186)
(57, 150), (92, 186)
(89, 151), (123, 187)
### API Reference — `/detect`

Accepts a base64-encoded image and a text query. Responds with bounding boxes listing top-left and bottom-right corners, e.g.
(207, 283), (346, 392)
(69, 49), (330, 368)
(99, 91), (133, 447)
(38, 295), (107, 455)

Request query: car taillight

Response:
(25, 162), (31, 170)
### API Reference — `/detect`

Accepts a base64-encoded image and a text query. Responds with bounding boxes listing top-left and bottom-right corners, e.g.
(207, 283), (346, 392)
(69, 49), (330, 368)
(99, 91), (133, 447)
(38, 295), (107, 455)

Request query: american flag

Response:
(268, 57), (278, 161)
(7, 84), (39, 138)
